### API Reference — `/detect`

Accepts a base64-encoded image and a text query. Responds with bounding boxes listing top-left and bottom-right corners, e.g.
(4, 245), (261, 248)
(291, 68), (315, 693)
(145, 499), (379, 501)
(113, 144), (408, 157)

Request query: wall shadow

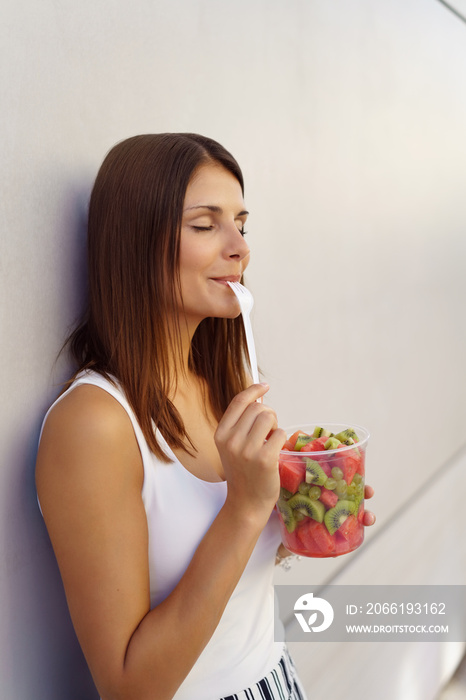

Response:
(2, 183), (99, 699)
(4, 422), (99, 700)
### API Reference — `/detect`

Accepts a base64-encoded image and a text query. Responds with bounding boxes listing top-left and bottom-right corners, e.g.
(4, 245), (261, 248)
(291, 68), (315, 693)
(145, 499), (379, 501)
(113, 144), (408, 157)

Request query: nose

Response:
(225, 224), (250, 261)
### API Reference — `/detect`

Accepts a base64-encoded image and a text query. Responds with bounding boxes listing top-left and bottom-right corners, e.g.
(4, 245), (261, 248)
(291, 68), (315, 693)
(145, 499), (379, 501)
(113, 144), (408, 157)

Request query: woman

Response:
(36, 133), (374, 700)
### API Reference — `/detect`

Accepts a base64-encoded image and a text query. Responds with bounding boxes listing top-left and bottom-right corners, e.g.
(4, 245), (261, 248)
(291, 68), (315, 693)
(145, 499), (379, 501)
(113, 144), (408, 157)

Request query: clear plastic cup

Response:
(277, 423), (370, 558)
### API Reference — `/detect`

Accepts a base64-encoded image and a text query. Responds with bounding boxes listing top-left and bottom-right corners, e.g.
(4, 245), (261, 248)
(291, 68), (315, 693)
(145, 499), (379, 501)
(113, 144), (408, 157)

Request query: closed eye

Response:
(191, 224), (247, 236)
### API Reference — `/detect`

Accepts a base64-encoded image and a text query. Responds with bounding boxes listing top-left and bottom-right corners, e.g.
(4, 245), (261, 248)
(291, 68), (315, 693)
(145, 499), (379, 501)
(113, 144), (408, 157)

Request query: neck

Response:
(167, 316), (202, 398)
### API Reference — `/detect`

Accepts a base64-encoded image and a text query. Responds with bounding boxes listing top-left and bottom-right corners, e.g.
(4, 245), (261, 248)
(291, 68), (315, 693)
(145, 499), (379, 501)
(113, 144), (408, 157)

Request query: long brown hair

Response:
(66, 133), (250, 462)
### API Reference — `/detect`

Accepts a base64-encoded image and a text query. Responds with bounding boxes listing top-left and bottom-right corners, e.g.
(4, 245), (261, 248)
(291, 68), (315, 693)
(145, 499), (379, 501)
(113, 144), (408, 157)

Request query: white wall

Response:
(1, 0), (465, 698)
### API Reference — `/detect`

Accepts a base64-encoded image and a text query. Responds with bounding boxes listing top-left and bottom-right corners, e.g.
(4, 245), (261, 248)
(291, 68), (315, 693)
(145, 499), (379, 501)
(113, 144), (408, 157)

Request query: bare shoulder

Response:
(42, 382), (133, 441)
(36, 383), (143, 512)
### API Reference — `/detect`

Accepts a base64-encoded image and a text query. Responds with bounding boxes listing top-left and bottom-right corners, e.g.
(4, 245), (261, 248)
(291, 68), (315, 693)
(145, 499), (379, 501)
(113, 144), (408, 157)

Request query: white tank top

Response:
(40, 370), (284, 699)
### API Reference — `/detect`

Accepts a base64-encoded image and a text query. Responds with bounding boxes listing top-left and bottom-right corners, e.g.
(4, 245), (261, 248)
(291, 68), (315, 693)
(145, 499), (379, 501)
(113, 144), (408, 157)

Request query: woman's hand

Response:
(214, 383), (286, 521)
(361, 484), (376, 526)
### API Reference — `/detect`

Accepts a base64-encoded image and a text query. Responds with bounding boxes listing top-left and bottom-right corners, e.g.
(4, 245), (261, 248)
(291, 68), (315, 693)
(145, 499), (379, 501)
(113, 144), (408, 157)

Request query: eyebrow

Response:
(184, 205), (249, 216)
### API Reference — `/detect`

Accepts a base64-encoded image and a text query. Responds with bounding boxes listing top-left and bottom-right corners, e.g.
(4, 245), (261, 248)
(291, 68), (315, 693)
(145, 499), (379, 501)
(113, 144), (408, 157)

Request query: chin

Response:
(213, 305), (242, 321)
(208, 310), (241, 321)
(207, 299), (242, 320)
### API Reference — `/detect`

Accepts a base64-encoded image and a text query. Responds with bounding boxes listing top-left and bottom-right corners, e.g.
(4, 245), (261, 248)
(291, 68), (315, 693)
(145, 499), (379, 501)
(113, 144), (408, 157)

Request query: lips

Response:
(210, 275), (241, 284)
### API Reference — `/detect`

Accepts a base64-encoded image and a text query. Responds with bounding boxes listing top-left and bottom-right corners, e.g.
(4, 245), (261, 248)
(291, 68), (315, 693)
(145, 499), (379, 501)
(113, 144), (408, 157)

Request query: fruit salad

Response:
(277, 425), (369, 558)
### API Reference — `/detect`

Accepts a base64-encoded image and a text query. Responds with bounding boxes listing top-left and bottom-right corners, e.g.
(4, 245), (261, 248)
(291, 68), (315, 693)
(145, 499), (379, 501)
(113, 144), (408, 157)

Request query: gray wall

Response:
(1, 0), (465, 698)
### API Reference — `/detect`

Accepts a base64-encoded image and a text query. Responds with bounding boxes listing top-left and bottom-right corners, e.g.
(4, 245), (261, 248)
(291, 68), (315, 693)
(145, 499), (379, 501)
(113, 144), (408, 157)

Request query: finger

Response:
(225, 404), (278, 455)
(364, 485), (375, 499)
(362, 511), (376, 527)
(244, 407), (278, 444)
(263, 427), (288, 454)
(266, 426), (288, 447)
(217, 383), (270, 435)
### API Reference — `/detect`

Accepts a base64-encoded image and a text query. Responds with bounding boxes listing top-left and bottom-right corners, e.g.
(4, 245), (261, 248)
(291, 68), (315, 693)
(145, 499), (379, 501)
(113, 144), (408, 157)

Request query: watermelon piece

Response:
(334, 520), (363, 553)
(338, 514), (360, 541)
(356, 449), (365, 476)
(333, 531), (351, 554)
(279, 458), (306, 494)
(301, 436), (327, 452)
(349, 527), (364, 549)
(280, 526), (302, 554)
(298, 519), (335, 556)
(319, 487), (339, 509)
(296, 519), (317, 553)
(319, 460), (332, 478)
(335, 444), (360, 484)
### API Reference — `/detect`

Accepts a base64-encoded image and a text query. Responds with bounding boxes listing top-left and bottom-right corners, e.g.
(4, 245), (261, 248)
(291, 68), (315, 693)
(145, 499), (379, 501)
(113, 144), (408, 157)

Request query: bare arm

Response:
(36, 382), (284, 700)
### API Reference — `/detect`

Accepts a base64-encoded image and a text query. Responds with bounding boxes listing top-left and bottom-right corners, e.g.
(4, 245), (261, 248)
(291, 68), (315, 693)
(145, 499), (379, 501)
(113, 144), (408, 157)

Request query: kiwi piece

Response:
(287, 493), (325, 522)
(324, 500), (356, 535)
(324, 437), (341, 451)
(294, 434), (314, 451)
(277, 499), (297, 532)
(312, 426), (333, 438)
(341, 437), (355, 446)
(280, 486), (293, 500)
(335, 428), (359, 443)
(305, 459), (328, 486)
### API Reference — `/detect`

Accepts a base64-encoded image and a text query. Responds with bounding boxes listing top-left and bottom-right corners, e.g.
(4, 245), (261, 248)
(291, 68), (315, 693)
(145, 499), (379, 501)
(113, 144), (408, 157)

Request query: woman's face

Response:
(177, 162), (250, 327)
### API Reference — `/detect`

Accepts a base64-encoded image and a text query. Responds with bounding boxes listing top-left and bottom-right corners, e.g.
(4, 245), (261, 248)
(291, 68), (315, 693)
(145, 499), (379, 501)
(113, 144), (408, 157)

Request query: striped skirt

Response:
(219, 647), (308, 700)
